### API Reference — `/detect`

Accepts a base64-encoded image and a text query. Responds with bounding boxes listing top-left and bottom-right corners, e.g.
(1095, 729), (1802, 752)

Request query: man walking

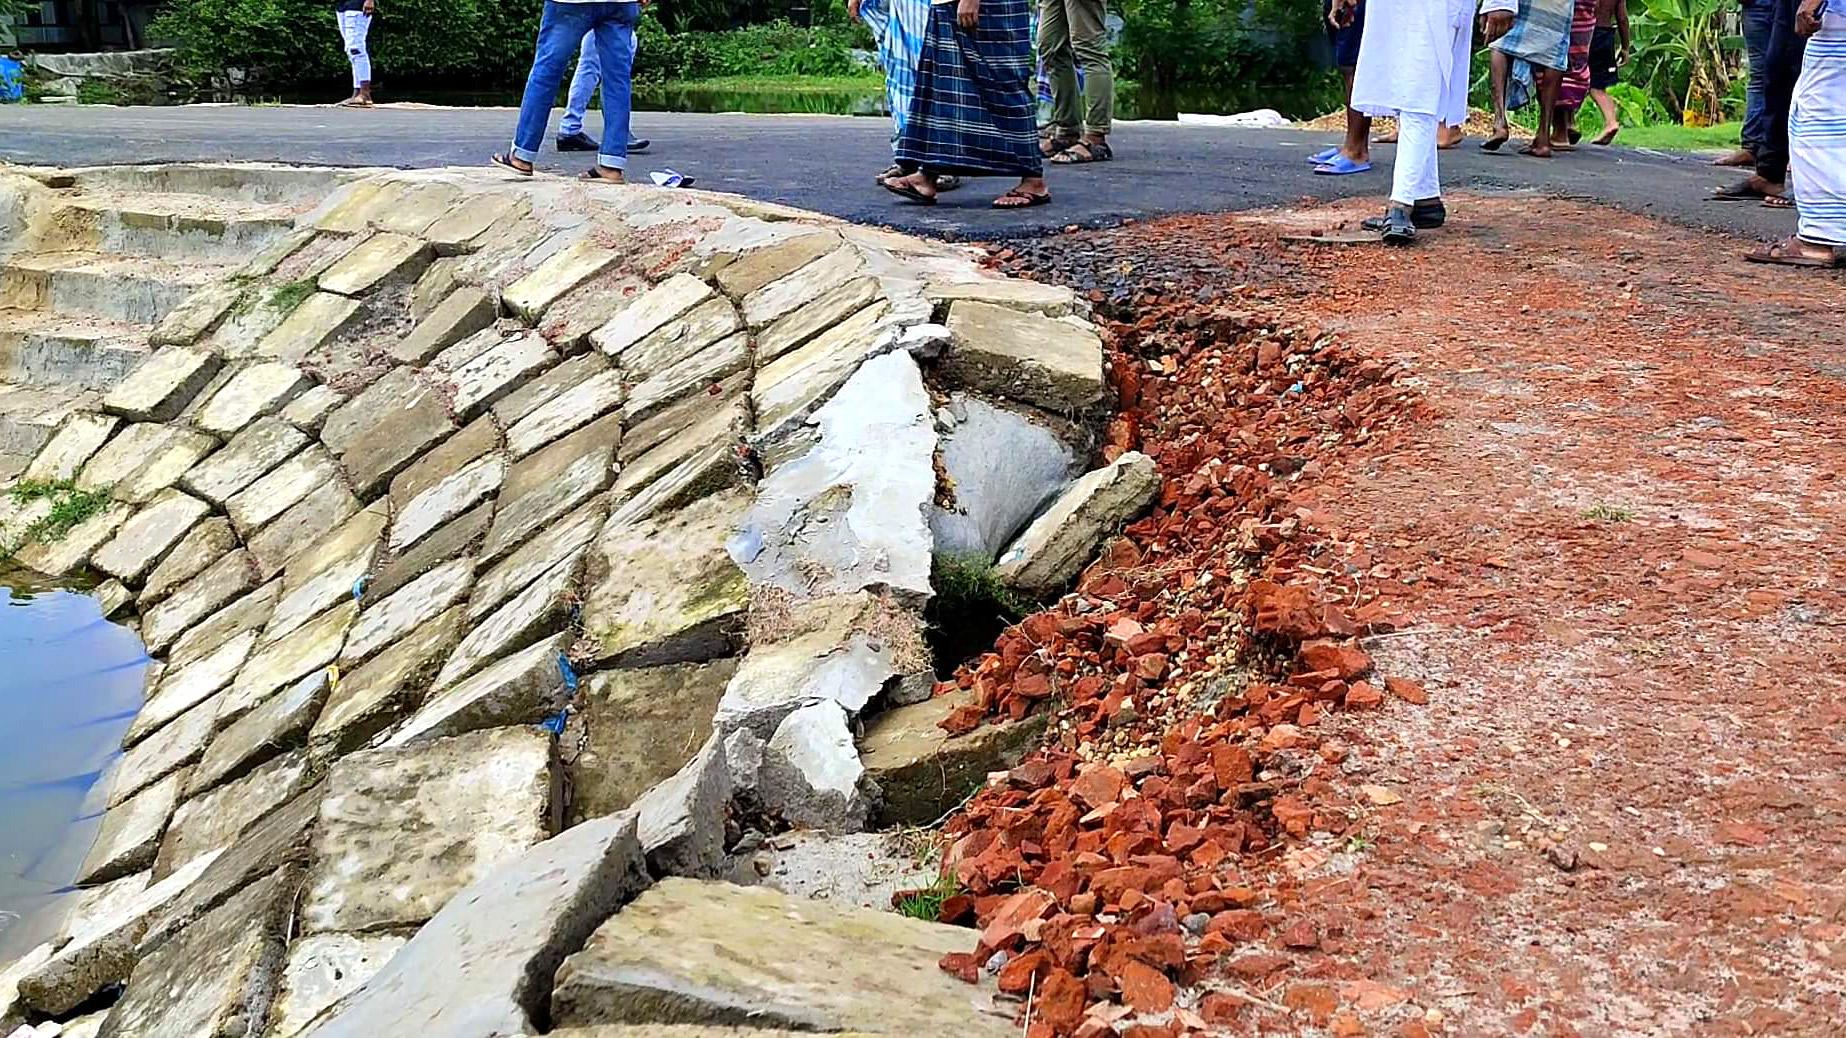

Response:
(1480, 0), (1574, 156)
(556, 30), (650, 155)
(1719, 0), (1779, 165)
(1715, 0), (1811, 203)
(1335, 0), (1510, 243)
(851, 0), (935, 184)
(1039, 0), (1116, 164)
(1748, 0), (1846, 264)
(493, 0), (639, 181)
(334, 0), (376, 107)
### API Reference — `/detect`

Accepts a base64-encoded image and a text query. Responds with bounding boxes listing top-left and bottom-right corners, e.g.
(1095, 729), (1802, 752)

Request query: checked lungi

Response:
(1791, 9), (1846, 246)
(896, 0), (1044, 178)
(858, 0), (930, 142)
(1496, 0), (1573, 108)
(1557, 0), (1598, 111)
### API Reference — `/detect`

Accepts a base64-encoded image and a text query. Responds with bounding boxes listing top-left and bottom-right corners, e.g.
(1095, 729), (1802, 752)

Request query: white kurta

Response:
(1351, 0), (1498, 123)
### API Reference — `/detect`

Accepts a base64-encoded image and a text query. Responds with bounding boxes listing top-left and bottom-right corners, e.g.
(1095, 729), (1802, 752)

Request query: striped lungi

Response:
(1791, 11), (1846, 246)
(1497, 0), (1573, 109)
(1557, 0), (1597, 111)
(859, 0), (930, 142)
(896, 0), (1043, 178)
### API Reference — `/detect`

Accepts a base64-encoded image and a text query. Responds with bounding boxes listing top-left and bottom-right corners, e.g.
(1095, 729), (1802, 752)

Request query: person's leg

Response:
(587, 3), (639, 179)
(1525, 67), (1561, 156)
(1339, 67), (1372, 163)
(507, 1), (590, 170)
(1382, 110), (1440, 241)
(351, 13), (372, 102)
(1740, 0), (1775, 156)
(625, 25), (647, 150)
(560, 32), (598, 140)
(1039, 0), (1079, 150)
(1069, 0), (1113, 145)
(1753, 0), (1805, 189)
(1484, 49), (1512, 148)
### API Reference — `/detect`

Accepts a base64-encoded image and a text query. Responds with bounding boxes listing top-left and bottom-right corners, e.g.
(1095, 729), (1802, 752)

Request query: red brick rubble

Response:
(920, 195), (1846, 1036)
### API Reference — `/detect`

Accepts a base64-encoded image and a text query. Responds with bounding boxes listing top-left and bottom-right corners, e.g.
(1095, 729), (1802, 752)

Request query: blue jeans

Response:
(512, 1), (639, 170)
(1741, 0), (1775, 153)
(560, 27), (640, 137)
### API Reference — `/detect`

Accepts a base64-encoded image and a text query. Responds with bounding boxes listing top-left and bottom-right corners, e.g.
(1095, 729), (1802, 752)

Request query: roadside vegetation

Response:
(0, 480), (112, 559)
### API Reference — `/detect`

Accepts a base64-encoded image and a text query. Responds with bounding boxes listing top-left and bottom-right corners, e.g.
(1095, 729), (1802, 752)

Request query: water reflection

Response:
(0, 567), (149, 960)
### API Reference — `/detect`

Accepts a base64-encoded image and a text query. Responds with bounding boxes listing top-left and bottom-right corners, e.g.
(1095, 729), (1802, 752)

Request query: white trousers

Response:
(337, 11), (372, 89)
(1390, 110), (1440, 205)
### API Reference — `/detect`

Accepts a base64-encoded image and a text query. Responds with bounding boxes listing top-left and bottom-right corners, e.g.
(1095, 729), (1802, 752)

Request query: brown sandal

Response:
(1744, 237), (1845, 267)
(992, 188), (1051, 210)
(1039, 134), (1079, 158)
(1050, 140), (1113, 165)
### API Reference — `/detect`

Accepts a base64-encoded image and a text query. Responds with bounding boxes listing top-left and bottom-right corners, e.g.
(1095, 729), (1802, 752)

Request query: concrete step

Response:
(0, 308), (152, 393)
(52, 163), (364, 208)
(0, 381), (96, 462)
(0, 251), (224, 325)
(49, 191), (299, 263)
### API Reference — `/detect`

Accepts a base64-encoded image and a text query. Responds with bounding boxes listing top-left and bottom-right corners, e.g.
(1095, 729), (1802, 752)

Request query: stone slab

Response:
(165, 570), (277, 666)
(618, 371), (745, 464)
(300, 726), (555, 934)
(621, 332), (749, 426)
(755, 275), (879, 365)
(549, 878), (1010, 1035)
(740, 245), (867, 329)
(537, 266), (650, 353)
(247, 480), (364, 579)
(12, 500), (133, 578)
(97, 865), (296, 1038)
(141, 547), (262, 654)
(570, 660), (733, 827)
(427, 330), (556, 422)
(943, 301), (1106, 413)
(472, 500), (604, 621)
(432, 552), (578, 688)
(372, 181), (464, 236)
(382, 634), (569, 747)
(932, 394), (1080, 561)
(633, 734), (732, 878)
(503, 238), (621, 321)
(389, 453), (504, 555)
(607, 398), (743, 515)
(925, 277), (1078, 316)
(150, 280), (243, 348)
(221, 600), (353, 723)
(760, 700), (870, 832)
(615, 296), (741, 382)
(859, 689), (1048, 825)
(750, 300), (891, 443)
(425, 191), (529, 254)
(224, 446), (338, 536)
(155, 750), (312, 879)
(319, 231), (432, 296)
(74, 769), (183, 886)
(22, 413), (116, 483)
(994, 451), (1160, 595)
(191, 360), (309, 438)
(280, 384), (343, 433)
(340, 556), (473, 668)
(13, 850), (222, 1017)
(590, 272), (713, 361)
(491, 351), (608, 428)
(126, 630), (253, 750)
(480, 413), (620, 566)
(714, 230), (841, 299)
(265, 545), (375, 644)
(140, 785), (321, 952)
(713, 593), (905, 738)
(308, 605), (464, 756)
(505, 367), (623, 459)
(104, 690), (220, 808)
(190, 672), (326, 797)
(108, 426), (218, 504)
(101, 347), (220, 423)
(301, 810), (648, 1038)
(256, 291), (362, 363)
(579, 487), (749, 668)
(179, 415), (309, 507)
(90, 488), (207, 584)
(393, 285), (495, 365)
(320, 367), (458, 499)
(53, 871), (150, 948)
(269, 933), (409, 1038)
(281, 501), (387, 594)
(139, 515), (236, 606)
(735, 350), (936, 603)
(366, 501), (489, 603)
(75, 422), (176, 492)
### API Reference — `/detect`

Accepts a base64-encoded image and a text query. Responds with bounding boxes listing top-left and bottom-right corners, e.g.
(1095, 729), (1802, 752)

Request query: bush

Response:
(1115, 0), (1330, 94)
(635, 13), (871, 82)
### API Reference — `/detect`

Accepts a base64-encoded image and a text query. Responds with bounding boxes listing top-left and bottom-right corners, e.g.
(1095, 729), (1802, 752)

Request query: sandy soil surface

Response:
(929, 192), (1846, 1037)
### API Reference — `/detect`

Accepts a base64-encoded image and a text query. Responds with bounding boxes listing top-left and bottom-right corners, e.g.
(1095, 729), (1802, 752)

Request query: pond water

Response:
(0, 568), (149, 961)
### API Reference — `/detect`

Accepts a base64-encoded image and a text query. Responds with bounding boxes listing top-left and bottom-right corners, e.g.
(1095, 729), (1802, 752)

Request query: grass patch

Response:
(934, 552), (1038, 622)
(3, 480), (114, 559)
(894, 871), (961, 922)
(656, 73), (882, 93)
(1581, 503), (1635, 523)
(268, 279), (317, 313)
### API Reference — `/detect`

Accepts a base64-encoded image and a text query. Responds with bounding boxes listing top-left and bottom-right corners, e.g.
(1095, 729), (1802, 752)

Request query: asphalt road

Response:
(0, 104), (1791, 241)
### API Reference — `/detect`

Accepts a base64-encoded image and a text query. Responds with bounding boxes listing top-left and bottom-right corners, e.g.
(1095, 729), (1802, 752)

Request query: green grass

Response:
(933, 552), (1038, 623)
(652, 73), (881, 93)
(894, 872), (961, 922)
(268, 279), (317, 313)
(3, 480), (114, 558)
(1507, 105), (1744, 153)
(1581, 503), (1635, 523)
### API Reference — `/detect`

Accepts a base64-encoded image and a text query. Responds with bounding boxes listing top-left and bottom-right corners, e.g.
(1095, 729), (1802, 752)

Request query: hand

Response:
(1797, 0), (1822, 35)
(1616, 46), (1628, 66)
(848, 0), (862, 18)
(958, 0), (979, 29)
(1329, 0), (1358, 28)
(1481, 10), (1514, 41)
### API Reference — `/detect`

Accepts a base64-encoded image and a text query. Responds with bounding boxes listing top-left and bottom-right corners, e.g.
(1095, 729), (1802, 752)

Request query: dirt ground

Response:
(934, 192), (1846, 1037)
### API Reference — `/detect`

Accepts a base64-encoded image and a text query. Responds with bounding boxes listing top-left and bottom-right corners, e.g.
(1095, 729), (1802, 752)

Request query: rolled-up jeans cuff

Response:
(510, 144), (539, 163)
(597, 154), (627, 171)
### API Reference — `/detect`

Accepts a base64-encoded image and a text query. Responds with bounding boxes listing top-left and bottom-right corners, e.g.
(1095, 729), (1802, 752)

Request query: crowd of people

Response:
(334, 0), (1842, 263)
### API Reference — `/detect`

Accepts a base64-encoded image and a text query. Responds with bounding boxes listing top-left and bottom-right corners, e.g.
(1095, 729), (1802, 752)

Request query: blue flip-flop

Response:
(1308, 146), (1339, 165)
(1313, 155), (1373, 176)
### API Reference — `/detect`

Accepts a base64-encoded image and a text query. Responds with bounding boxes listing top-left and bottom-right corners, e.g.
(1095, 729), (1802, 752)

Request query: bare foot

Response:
(1712, 148), (1755, 167)
(1520, 142), (1554, 158)
(1593, 124), (1620, 146)
(1481, 124), (1511, 152)
(579, 166), (625, 184)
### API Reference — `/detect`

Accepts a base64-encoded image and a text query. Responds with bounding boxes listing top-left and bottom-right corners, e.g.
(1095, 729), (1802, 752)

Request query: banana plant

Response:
(1627, 0), (1744, 125)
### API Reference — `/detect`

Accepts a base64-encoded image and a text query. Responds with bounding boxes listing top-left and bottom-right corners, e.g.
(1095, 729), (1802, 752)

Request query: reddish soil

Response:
(933, 194), (1846, 1037)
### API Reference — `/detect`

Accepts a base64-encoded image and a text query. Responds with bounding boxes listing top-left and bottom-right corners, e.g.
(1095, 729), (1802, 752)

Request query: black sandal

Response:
(1050, 140), (1113, 165)
(883, 179), (938, 206)
(1040, 134), (1079, 158)
(491, 153), (534, 177)
(992, 188), (1051, 210)
(1713, 178), (1777, 201)
(579, 167), (623, 183)
(874, 164), (906, 185)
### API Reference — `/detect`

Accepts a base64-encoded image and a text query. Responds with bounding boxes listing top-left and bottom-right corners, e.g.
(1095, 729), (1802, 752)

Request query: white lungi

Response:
(1791, 11), (1846, 246)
